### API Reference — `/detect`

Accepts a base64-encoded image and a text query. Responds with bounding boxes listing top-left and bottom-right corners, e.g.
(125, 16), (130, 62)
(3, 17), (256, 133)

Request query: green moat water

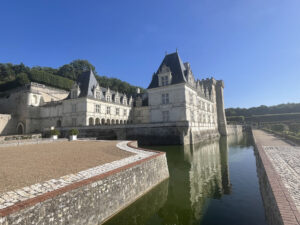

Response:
(104, 133), (267, 225)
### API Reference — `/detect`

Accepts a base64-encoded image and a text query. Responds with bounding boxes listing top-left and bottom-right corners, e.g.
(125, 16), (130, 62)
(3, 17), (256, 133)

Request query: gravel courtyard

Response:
(0, 140), (134, 193)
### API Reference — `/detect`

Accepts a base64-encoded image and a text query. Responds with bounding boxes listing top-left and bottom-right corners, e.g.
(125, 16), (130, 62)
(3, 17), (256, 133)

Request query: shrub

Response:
(270, 124), (286, 132)
(50, 129), (60, 136)
(69, 128), (79, 136)
(289, 123), (300, 133)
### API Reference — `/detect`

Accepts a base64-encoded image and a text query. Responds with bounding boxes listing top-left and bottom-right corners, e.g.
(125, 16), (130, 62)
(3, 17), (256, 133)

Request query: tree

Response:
(69, 59), (96, 78)
(57, 64), (76, 80)
(16, 73), (30, 85)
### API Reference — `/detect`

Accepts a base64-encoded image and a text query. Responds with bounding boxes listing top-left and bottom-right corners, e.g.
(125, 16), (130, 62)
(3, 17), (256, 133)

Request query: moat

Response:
(104, 133), (268, 225)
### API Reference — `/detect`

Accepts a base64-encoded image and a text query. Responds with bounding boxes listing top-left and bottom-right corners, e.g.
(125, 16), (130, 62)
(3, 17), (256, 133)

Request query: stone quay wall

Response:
(0, 141), (169, 225)
(252, 131), (300, 225)
(54, 121), (222, 145)
(226, 124), (243, 135)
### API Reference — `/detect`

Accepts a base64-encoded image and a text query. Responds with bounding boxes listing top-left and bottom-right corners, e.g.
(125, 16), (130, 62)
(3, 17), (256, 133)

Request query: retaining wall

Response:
(0, 141), (169, 225)
(252, 131), (300, 225)
(226, 124), (243, 135)
(0, 114), (15, 136)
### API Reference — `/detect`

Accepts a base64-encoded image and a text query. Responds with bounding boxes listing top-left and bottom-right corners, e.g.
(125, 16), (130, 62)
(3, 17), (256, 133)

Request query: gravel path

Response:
(253, 129), (300, 212)
(0, 140), (133, 193)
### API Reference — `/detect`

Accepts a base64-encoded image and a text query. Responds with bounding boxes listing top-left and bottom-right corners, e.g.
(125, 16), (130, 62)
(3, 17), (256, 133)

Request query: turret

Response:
(216, 80), (227, 136)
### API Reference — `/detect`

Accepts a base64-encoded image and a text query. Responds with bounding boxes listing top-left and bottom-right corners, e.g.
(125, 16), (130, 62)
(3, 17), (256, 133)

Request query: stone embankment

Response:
(0, 140), (169, 225)
(252, 129), (300, 225)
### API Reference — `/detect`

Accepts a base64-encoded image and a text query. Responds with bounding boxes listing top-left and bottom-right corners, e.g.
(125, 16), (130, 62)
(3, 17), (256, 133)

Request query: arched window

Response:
(111, 119), (115, 125)
(101, 118), (105, 125)
(89, 117), (94, 126)
(116, 119), (119, 124)
(17, 123), (24, 134)
(107, 119), (111, 125)
(95, 118), (100, 125)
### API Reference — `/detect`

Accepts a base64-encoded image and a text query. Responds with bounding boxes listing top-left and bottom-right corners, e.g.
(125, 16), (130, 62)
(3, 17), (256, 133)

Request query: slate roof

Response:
(77, 70), (98, 98)
(68, 70), (130, 103)
(148, 52), (187, 89)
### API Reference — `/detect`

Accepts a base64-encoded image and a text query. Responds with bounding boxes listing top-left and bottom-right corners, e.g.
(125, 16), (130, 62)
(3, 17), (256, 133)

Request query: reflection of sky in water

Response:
(104, 133), (267, 225)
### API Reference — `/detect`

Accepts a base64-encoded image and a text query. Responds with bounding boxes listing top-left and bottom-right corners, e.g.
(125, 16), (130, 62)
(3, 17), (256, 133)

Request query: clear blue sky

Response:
(1, 0), (300, 108)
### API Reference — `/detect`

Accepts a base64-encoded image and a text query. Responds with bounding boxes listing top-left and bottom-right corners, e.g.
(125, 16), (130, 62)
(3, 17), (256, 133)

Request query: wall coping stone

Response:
(253, 132), (300, 225)
(0, 140), (166, 218)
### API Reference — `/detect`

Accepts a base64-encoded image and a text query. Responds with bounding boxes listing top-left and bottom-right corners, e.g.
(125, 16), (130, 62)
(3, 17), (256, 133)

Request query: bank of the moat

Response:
(0, 141), (169, 225)
(105, 132), (268, 225)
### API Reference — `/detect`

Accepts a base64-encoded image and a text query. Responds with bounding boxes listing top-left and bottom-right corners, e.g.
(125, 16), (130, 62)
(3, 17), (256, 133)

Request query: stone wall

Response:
(253, 131), (300, 225)
(254, 145), (283, 225)
(226, 124), (243, 135)
(0, 142), (169, 225)
(53, 121), (223, 145)
(0, 114), (15, 136)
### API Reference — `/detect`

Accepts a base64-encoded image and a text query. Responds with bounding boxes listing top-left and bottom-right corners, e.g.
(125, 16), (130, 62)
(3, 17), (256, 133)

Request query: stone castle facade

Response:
(0, 52), (228, 144)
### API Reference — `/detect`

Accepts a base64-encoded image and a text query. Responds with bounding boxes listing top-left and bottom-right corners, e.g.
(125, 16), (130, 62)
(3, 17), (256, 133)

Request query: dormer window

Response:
(70, 83), (80, 99)
(158, 65), (172, 87)
(96, 91), (101, 99)
(161, 76), (169, 86)
(106, 95), (111, 102)
(122, 97), (127, 105)
(71, 90), (78, 99)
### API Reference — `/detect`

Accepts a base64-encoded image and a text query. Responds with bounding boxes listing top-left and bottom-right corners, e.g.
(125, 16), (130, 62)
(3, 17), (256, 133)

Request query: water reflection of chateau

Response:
(104, 135), (237, 225)
(184, 137), (231, 221)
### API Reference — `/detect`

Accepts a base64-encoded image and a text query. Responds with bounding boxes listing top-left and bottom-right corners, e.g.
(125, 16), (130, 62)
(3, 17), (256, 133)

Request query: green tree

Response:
(16, 73), (30, 85)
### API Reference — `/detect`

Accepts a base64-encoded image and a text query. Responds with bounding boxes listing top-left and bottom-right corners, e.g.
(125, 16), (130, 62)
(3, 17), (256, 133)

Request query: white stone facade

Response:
(0, 52), (227, 138)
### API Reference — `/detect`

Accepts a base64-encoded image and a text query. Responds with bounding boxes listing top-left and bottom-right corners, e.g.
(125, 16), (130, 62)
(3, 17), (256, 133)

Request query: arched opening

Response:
(116, 119), (119, 124)
(107, 119), (110, 125)
(56, 120), (62, 127)
(17, 123), (24, 134)
(124, 120), (127, 124)
(111, 119), (115, 125)
(120, 120), (123, 124)
(101, 118), (105, 125)
(89, 117), (94, 126)
(95, 118), (100, 125)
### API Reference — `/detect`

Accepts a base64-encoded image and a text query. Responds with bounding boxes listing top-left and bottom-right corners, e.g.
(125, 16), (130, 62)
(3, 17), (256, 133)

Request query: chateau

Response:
(0, 52), (229, 144)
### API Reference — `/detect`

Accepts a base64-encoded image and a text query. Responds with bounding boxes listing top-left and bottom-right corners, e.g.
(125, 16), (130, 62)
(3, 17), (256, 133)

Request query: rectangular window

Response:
(116, 108), (120, 115)
(71, 104), (77, 113)
(123, 109), (127, 116)
(189, 92), (193, 105)
(95, 104), (100, 113)
(161, 76), (169, 86)
(162, 111), (169, 122)
(96, 91), (101, 99)
(72, 118), (76, 126)
(162, 93), (169, 104)
(106, 106), (110, 114)
(106, 95), (111, 102)
(161, 77), (165, 86)
(191, 110), (194, 122)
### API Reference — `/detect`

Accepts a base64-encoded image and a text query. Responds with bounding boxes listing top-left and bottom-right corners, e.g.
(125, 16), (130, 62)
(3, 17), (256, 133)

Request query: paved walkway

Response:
(253, 130), (300, 213)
